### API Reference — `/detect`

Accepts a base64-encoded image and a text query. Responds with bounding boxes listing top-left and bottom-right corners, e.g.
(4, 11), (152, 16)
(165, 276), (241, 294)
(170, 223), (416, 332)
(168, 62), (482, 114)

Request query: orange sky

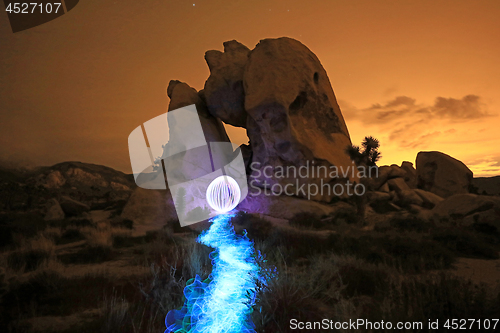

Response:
(1, 0), (499, 176)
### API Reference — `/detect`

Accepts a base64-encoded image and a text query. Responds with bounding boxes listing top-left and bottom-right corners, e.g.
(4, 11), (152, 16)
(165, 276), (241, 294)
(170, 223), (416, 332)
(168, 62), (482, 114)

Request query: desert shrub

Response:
(289, 212), (324, 229)
(41, 226), (62, 241)
(327, 233), (455, 273)
(59, 227), (115, 264)
(110, 217), (134, 230)
(269, 227), (333, 262)
(432, 228), (499, 259)
(333, 206), (358, 224)
(111, 228), (137, 248)
(338, 263), (389, 298)
(382, 236), (455, 272)
(57, 226), (85, 244)
(376, 274), (499, 327)
(0, 212), (48, 248)
(389, 215), (433, 233)
(66, 216), (94, 228)
(231, 212), (273, 241)
(253, 263), (330, 332)
(7, 235), (55, 272)
(3, 269), (115, 321)
(473, 221), (499, 235)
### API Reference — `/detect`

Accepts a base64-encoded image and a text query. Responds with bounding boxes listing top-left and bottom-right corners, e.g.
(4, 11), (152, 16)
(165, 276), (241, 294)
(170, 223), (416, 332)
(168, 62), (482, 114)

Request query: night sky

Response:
(1, 0), (499, 176)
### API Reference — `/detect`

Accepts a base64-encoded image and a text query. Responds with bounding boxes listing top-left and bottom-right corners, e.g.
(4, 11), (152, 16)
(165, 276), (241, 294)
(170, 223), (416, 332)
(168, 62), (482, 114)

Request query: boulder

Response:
(367, 191), (391, 202)
(238, 191), (340, 220)
(44, 199), (65, 221)
(59, 196), (90, 216)
(462, 208), (500, 229)
(432, 193), (500, 218)
(389, 165), (407, 179)
(416, 151), (473, 198)
(394, 189), (424, 207)
(413, 189), (444, 209)
(204, 40), (250, 127)
(401, 161), (417, 188)
(378, 182), (390, 193)
(372, 166), (392, 190)
(243, 37), (355, 202)
(387, 178), (410, 192)
(121, 187), (178, 234)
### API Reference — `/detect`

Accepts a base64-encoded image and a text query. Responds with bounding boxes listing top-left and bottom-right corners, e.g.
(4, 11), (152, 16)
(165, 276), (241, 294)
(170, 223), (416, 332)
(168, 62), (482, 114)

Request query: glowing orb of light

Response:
(206, 175), (241, 213)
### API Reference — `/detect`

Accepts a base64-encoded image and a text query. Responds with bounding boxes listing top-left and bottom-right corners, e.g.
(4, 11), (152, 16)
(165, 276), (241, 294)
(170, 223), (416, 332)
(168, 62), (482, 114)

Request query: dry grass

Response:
(6, 234), (56, 272)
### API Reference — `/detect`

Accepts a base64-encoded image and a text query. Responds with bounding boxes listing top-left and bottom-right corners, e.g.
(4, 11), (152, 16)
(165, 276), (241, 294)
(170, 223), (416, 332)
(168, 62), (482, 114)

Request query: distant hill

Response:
(472, 176), (500, 196)
(0, 161), (136, 211)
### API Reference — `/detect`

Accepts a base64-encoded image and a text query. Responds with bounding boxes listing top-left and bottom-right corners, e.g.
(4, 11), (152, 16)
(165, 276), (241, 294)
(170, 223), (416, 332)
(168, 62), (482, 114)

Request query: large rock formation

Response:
(416, 151), (473, 198)
(167, 80), (230, 144)
(204, 40), (250, 127)
(241, 37), (355, 202)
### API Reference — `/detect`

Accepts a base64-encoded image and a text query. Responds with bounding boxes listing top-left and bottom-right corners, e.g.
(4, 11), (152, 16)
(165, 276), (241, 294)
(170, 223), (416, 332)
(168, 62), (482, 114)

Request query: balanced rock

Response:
(243, 37), (355, 202)
(416, 151), (473, 198)
(204, 40), (250, 127)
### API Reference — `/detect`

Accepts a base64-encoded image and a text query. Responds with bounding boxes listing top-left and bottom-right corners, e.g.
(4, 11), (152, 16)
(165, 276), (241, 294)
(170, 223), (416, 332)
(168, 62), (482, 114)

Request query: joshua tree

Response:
(345, 136), (382, 224)
(346, 136), (381, 168)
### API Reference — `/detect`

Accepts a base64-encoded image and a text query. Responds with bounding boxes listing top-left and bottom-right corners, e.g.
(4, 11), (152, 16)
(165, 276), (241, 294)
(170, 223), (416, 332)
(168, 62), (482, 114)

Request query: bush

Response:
(289, 212), (324, 229)
(7, 235), (55, 272)
(432, 229), (499, 259)
(231, 212), (273, 241)
(389, 215), (433, 233)
(57, 227), (85, 245)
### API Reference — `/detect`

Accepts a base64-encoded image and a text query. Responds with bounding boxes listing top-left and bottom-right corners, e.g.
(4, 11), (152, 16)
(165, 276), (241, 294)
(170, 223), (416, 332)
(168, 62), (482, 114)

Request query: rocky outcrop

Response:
(238, 192), (345, 220)
(368, 163), (445, 213)
(432, 193), (500, 218)
(167, 80), (230, 144)
(204, 40), (250, 127)
(416, 151), (473, 198)
(242, 37), (355, 202)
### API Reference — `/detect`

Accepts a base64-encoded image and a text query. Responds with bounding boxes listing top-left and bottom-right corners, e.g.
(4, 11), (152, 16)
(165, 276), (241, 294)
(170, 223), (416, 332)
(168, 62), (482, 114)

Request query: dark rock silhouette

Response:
(416, 151), (473, 198)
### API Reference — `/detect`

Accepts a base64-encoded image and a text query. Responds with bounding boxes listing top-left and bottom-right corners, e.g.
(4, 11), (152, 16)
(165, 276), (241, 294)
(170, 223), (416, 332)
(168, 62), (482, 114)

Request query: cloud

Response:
(465, 155), (500, 177)
(341, 94), (495, 144)
(433, 95), (491, 119)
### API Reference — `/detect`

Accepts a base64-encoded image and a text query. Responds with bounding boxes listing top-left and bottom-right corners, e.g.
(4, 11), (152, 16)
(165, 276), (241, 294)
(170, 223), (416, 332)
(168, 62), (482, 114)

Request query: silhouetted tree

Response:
(346, 136), (382, 224)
